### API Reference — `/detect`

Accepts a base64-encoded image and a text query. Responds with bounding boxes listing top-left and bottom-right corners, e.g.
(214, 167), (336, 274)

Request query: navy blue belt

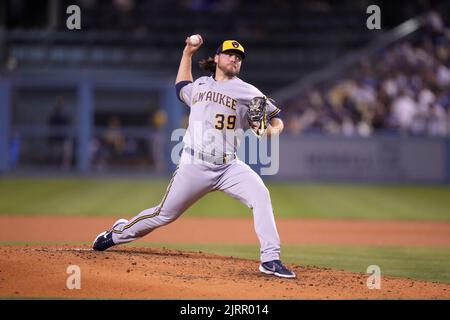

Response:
(184, 146), (236, 165)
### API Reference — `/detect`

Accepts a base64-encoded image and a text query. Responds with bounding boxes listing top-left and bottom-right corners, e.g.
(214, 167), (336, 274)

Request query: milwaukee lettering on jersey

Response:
(178, 75), (281, 154)
(192, 91), (237, 110)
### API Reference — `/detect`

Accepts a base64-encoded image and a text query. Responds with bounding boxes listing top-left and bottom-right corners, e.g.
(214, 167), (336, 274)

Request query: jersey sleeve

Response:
(176, 81), (194, 106)
(265, 99), (282, 120)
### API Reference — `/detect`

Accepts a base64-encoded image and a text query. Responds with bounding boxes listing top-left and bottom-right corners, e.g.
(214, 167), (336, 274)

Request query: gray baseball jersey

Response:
(111, 75), (283, 263)
(179, 76), (281, 156)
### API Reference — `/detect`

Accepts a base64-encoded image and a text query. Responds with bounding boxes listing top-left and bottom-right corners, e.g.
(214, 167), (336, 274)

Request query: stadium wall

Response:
(273, 136), (450, 183)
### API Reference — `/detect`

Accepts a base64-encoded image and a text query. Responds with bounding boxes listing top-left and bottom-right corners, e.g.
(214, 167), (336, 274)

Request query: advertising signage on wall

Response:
(278, 137), (448, 182)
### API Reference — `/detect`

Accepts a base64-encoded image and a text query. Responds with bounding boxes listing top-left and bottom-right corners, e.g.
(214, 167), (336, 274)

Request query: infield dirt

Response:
(1, 245), (450, 299)
(0, 216), (450, 299)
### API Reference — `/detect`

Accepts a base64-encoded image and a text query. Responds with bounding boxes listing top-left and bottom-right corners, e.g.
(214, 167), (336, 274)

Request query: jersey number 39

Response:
(215, 114), (236, 130)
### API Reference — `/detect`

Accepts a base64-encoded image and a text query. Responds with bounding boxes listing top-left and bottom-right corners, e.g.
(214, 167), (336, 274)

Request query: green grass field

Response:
(149, 243), (450, 284)
(1, 177), (450, 220)
(1, 177), (449, 284)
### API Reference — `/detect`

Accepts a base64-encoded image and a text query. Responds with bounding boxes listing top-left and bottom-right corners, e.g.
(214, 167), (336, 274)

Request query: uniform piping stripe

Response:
(154, 165), (179, 214)
(111, 166), (180, 234)
(269, 108), (281, 118)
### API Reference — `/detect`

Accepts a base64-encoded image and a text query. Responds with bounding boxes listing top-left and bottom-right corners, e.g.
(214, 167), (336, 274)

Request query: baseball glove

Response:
(247, 96), (269, 138)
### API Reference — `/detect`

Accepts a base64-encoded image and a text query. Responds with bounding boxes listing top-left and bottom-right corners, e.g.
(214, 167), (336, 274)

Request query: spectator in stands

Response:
(389, 89), (417, 133)
(47, 96), (73, 169)
(428, 103), (448, 136)
(149, 108), (168, 173)
(110, 0), (135, 31)
(103, 116), (126, 164)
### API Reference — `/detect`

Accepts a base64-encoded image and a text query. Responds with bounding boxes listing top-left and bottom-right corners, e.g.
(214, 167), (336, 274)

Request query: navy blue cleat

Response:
(259, 260), (296, 278)
(92, 230), (115, 251)
(92, 219), (128, 251)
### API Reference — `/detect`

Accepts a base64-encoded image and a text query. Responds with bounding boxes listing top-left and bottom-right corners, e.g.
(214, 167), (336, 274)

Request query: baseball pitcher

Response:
(93, 35), (296, 278)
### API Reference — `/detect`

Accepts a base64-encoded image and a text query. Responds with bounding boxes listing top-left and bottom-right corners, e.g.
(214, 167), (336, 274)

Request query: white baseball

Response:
(189, 35), (200, 45)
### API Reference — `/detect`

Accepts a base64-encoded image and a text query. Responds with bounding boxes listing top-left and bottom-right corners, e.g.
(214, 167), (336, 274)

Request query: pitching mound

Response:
(1, 245), (449, 299)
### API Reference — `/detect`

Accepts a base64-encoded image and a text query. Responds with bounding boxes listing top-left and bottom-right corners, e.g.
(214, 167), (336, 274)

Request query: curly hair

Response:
(198, 57), (216, 73)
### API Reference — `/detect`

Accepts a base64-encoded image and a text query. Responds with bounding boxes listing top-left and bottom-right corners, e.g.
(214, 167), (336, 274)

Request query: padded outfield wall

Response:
(238, 135), (450, 183)
(272, 136), (450, 183)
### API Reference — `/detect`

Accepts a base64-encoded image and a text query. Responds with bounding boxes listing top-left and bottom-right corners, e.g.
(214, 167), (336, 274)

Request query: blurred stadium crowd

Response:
(285, 11), (450, 137)
(4, 0), (448, 137)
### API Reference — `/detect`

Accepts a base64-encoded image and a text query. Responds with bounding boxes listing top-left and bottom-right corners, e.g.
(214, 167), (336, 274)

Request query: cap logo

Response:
(232, 41), (240, 48)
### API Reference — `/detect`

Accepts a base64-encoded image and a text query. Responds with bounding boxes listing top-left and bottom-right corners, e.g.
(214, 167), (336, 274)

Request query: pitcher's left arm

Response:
(266, 117), (284, 137)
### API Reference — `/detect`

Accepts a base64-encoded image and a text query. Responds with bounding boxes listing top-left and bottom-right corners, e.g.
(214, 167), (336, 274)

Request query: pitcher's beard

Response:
(222, 66), (239, 77)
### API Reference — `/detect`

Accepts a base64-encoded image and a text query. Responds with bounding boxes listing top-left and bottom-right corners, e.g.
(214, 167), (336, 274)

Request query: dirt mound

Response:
(1, 245), (449, 299)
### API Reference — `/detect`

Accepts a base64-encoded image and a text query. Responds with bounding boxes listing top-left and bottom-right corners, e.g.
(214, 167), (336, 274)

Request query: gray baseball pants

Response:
(111, 150), (281, 262)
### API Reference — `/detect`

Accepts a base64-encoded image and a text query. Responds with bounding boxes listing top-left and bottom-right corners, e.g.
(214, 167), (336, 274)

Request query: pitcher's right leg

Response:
(215, 160), (281, 263)
(111, 162), (214, 245)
